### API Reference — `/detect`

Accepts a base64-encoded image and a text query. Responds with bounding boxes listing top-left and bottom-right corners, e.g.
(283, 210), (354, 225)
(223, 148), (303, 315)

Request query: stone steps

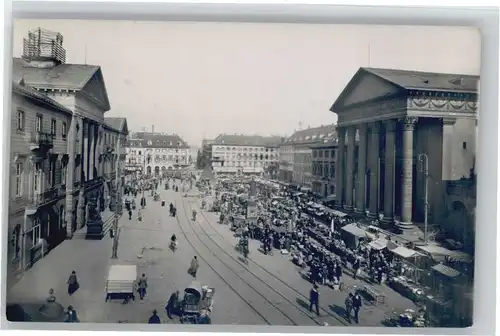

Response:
(72, 215), (115, 240)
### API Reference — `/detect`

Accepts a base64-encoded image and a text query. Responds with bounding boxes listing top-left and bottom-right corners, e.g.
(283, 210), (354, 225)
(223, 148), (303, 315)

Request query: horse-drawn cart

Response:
(180, 281), (215, 324)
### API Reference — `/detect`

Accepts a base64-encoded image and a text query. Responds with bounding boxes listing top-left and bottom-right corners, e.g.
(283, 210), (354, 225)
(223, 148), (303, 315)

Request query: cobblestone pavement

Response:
(7, 189), (267, 325)
(188, 193), (418, 327)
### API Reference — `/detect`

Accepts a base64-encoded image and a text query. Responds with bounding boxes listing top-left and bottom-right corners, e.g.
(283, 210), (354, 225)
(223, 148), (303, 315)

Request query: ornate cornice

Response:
(407, 92), (478, 115)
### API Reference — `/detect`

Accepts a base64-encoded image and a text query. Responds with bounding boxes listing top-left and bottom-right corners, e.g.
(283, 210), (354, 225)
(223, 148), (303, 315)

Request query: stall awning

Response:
(369, 238), (388, 250)
(391, 246), (417, 258)
(341, 223), (369, 238)
(432, 263), (461, 278)
(446, 251), (473, 264)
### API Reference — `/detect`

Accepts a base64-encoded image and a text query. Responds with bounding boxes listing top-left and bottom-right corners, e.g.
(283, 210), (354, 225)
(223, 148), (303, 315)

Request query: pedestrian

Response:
(148, 310), (161, 324)
(344, 292), (353, 323)
(65, 305), (79, 323)
(188, 256), (199, 278)
(352, 291), (363, 324)
(353, 258), (360, 280)
(128, 209), (132, 220)
(165, 290), (180, 319)
(137, 273), (148, 300)
(309, 284), (320, 316)
(67, 271), (79, 296)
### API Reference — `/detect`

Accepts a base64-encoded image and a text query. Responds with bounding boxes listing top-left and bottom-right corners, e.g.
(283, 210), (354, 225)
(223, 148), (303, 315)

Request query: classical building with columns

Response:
(12, 29), (129, 260)
(331, 67), (478, 239)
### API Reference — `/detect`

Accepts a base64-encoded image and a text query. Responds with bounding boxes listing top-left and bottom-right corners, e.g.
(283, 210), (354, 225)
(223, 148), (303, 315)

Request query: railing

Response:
(29, 188), (59, 207)
(29, 131), (54, 148)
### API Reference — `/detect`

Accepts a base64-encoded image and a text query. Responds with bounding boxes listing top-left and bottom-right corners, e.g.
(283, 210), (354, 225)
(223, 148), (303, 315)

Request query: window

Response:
(31, 219), (41, 243)
(17, 110), (25, 131)
(62, 122), (67, 139)
(49, 160), (56, 187)
(51, 119), (57, 136)
(36, 115), (43, 132)
(34, 162), (41, 193)
(138, 151), (142, 155)
(61, 162), (67, 186)
(15, 163), (23, 197)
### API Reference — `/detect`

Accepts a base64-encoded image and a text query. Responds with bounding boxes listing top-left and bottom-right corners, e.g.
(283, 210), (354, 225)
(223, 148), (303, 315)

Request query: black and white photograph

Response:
(5, 19), (479, 328)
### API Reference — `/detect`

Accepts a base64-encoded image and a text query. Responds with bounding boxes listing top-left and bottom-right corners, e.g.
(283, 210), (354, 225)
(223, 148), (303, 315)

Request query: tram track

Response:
(175, 196), (321, 326)
(194, 199), (350, 326)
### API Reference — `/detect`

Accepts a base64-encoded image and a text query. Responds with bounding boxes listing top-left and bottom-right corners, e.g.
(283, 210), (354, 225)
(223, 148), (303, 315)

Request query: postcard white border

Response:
(1, 2), (498, 336)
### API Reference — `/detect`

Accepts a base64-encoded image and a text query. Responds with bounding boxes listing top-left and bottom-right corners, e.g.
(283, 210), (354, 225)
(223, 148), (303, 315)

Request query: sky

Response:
(12, 20), (480, 147)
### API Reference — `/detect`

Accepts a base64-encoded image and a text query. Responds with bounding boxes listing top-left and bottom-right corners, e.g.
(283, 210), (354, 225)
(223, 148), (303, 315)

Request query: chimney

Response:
(152, 125), (154, 134)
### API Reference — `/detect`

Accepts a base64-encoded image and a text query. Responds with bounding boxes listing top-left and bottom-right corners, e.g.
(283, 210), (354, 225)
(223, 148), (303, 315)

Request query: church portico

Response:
(331, 67), (478, 232)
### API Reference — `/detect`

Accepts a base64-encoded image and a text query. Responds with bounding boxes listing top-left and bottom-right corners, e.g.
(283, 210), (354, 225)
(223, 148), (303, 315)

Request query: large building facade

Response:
(332, 67), (478, 245)
(136, 132), (191, 176)
(311, 138), (338, 198)
(210, 134), (283, 175)
(279, 125), (337, 189)
(9, 28), (128, 284)
(125, 134), (145, 177)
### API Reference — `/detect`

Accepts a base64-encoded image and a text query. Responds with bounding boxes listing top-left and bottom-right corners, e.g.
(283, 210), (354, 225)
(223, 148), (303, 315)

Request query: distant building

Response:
(133, 132), (190, 176)
(210, 134), (283, 175)
(125, 134), (145, 177)
(311, 137), (338, 198)
(279, 125), (337, 189)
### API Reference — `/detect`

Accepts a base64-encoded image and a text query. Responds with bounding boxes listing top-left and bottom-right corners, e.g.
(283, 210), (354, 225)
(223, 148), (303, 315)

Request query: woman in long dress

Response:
(188, 256), (199, 278)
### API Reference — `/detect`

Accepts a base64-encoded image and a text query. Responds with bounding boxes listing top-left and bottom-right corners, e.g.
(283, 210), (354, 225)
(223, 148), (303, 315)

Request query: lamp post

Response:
(418, 153), (429, 245)
(111, 136), (122, 259)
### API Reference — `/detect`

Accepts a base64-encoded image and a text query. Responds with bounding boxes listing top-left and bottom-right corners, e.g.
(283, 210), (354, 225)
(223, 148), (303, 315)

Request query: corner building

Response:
(9, 29), (128, 285)
(331, 67), (478, 243)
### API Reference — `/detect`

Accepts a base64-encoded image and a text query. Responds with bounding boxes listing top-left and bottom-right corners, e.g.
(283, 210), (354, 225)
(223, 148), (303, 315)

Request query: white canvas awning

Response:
(391, 246), (417, 259)
(342, 223), (369, 238)
(368, 238), (388, 250)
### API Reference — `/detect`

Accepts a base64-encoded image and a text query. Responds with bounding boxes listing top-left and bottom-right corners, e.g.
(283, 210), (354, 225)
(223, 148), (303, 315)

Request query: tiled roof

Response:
(12, 79), (72, 115)
(310, 137), (338, 148)
(104, 117), (128, 134)
(213, 134), (284, 147)
(284, 124), (337, 145)
(363, 67), (479, 93)
(126, 139), (144, 147)
(132, 132), (189, 149)
(13, 57), (100, 91)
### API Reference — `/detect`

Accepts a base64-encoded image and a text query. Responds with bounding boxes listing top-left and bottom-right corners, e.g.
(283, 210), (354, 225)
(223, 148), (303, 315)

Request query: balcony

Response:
(29, 131), (54, 151)
(25, 188), (59, 215)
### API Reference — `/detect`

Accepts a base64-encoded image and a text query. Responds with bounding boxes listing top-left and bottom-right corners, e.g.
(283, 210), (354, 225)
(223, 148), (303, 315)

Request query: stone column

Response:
(335, 127), (346, 207)
(345, 126), (356, 211)
(399, 116), (418, 226)
(65, 115), (79, 238)
(355, 124), (367, 214)
(89, 123), (95, 180)
(368, 122), (381, 218)
(82, 120), (89, 182)
(383, 119), (397, 224)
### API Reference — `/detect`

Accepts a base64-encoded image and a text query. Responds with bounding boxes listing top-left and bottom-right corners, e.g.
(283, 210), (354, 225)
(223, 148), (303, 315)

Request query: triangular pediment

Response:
(81, 68), (111, 111)
(121, 119), (129, 136)
(332, 68), (406, 112)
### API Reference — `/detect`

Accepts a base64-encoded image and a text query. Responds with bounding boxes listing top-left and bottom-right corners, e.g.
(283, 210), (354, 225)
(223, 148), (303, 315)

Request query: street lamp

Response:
(418, 153), (429, 245)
